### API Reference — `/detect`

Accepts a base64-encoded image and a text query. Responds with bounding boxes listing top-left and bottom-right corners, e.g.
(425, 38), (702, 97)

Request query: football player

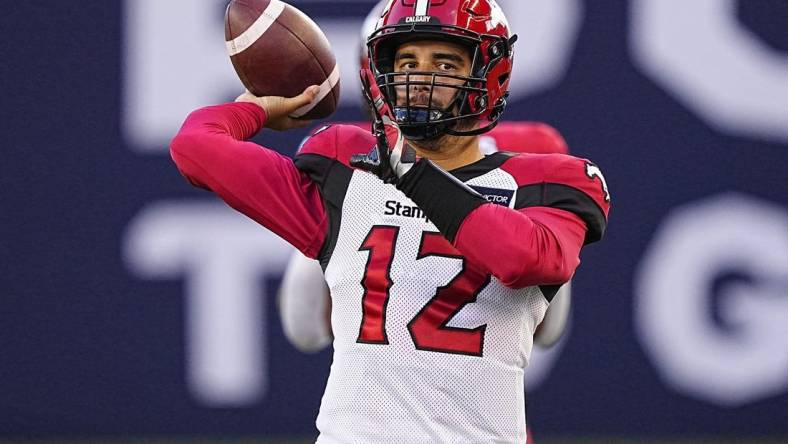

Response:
(278, 124), (571, 444)
(171, 0), (610, 442)
(279, 0), (573, 356)
(279, 119), (574, 354)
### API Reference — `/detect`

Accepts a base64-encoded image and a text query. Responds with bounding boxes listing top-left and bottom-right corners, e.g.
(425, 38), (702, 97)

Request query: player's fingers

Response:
(287, 85), (321, 110)
(235, 89), (257, 103)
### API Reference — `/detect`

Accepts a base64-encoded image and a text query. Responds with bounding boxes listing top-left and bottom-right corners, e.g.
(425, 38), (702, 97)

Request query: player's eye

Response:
(437, 62), (457, 71)
(399, 61), (418, 70)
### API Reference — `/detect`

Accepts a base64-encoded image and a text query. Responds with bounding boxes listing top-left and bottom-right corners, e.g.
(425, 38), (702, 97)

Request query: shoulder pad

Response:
(503, 153), (611, 243)
(296, 124), (376, 168)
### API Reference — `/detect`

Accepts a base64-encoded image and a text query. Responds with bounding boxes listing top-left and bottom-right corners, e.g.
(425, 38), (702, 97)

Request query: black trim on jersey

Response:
(449, 152), (514, 182)
(539, 284), (562, 302)
(294, 153), (354, 268)
(396, 160), (487, 242)
(415, 231), (461, 261)
(514, 183), (607, 244)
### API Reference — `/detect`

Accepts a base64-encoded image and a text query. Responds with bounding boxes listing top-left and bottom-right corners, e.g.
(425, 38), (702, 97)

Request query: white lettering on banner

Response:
(123, 0), (788, 149)
(504, 0), (583, 100)
(121, 0), (581, 152)
(631, 0), (788, 143)
(123, 201), (293, 406)
(635, 193), (788, 407)
(122, 0), (238, 151)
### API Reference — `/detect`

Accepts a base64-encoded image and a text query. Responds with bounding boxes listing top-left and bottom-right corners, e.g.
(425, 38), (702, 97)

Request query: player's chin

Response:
(453, 117), (479, 132)
(408, 126), (456, 150)
(405, 116), (477, 148)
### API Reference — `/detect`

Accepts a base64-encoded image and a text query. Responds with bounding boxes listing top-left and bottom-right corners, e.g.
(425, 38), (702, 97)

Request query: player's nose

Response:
(409, 73), (433, 92)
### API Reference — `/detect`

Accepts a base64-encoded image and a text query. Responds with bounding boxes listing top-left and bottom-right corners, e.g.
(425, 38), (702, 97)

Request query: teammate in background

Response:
(279, 0), (572, 355)
(278, 0), (389, 353)
(171, 0), (610, 442)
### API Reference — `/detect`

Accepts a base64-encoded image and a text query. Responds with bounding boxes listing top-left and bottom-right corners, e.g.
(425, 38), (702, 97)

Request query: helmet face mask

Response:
(379, 40), (486, 140)
(366, 0), (516, 141)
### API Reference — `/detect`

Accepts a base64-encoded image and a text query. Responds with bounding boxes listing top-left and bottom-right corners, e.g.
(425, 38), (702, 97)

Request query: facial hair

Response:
(408, 117), (477, 152)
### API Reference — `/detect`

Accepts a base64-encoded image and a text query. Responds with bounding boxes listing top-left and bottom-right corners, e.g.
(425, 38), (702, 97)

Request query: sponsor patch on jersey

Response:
(469, 186), (514, 207)
(384, 200), (430, 222)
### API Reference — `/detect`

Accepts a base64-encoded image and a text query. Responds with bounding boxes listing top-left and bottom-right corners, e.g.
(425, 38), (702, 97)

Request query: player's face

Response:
(392, 40), (472, 111)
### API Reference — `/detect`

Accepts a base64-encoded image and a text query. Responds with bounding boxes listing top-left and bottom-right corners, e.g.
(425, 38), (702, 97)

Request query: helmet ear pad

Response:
(466, 36), (514, 117)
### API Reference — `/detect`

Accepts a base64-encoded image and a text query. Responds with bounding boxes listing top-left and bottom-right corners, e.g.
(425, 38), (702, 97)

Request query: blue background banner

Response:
(2, 0), (787, 440)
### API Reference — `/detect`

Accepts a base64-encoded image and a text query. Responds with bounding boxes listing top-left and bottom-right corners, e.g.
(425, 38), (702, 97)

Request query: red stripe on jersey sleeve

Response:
(170, 102), (327, 259)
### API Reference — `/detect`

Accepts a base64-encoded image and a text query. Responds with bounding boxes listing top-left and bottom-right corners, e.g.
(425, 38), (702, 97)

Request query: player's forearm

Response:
(455, 205), (583, 288)
(397, 160), (584, 288)
(175, 102), (267, 141)
(170, 103), (328, 258)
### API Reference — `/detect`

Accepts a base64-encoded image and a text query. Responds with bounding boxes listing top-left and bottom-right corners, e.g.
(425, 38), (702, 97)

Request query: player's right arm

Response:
(169, 86), (328, 258)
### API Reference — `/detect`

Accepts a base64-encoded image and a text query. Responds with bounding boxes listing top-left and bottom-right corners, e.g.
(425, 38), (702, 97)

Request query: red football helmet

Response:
(367, 0), (517, 140)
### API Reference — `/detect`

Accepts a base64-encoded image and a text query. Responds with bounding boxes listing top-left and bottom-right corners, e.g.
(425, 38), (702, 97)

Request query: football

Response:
(225, 0), (340, 120)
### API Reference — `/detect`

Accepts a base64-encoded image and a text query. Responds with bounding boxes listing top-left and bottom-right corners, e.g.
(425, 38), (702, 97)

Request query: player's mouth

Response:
(408, 93), (441, 108)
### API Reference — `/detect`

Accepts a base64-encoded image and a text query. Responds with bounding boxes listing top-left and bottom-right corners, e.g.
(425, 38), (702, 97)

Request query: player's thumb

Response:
(287, 85), (321, 111)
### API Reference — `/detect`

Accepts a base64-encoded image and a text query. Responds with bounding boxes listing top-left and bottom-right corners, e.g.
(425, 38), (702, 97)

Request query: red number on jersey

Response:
(356, 227), (489, 356)
(356, 226), (399, 344)
(408, 232), (489, 356)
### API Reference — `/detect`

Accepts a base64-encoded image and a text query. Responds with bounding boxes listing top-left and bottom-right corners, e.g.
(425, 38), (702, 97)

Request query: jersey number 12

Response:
(356, 225), (490, 357)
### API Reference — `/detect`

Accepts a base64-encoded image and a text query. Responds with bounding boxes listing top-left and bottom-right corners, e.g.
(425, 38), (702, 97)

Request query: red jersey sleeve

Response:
(397, 152), (610, 289)
(455, 204), (587, 288)
(501, 153), (611, 243)
(169, 102), (327, 258)
(453, 153), (610, 288)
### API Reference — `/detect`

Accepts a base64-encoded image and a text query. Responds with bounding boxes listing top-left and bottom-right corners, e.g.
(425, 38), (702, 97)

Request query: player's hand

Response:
(235, 85), (320, 131)
(350, 68), (417, 184)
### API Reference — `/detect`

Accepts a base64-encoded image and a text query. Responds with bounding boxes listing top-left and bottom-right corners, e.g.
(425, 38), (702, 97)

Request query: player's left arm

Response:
(397, 155), (610, 289)
(279, 252), (332, 353)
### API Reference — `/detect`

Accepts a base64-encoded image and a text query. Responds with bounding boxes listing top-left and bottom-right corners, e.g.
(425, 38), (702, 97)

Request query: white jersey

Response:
(317, 172), (546, 443)
(293, 124), (608, 443)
